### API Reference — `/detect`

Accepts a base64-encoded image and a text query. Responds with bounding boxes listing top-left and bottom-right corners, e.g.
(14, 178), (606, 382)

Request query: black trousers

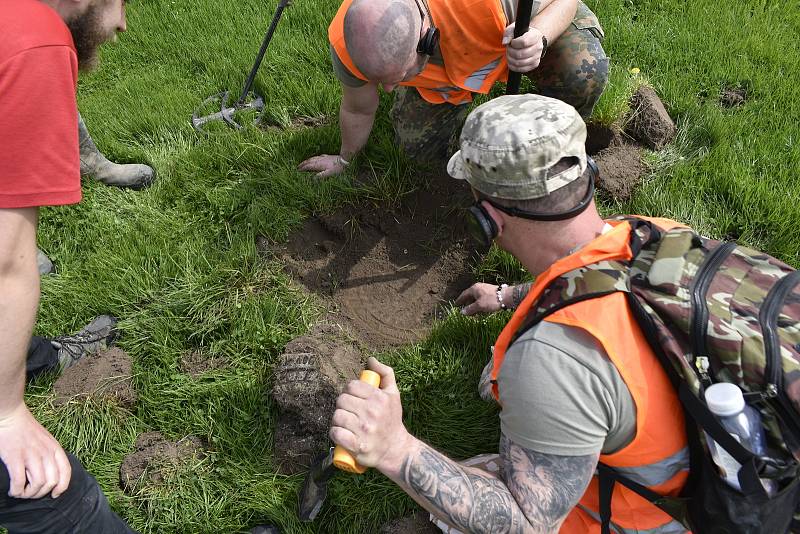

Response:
(25, 336), (60, 381)
(0, 339), (136, 534)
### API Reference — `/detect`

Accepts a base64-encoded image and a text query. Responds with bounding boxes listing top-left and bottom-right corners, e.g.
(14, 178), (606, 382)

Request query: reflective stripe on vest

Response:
(492, 220), (690, 533)
(328, 0), (509, 104)
(575, 504), (688, 534)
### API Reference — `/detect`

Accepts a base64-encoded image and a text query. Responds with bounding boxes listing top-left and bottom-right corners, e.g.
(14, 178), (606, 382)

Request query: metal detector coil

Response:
(192, 0), (291, 131)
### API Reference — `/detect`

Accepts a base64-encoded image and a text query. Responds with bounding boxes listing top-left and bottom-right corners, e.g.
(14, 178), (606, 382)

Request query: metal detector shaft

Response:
(506, 0), (535, 95)
(237, 0), (292, 106)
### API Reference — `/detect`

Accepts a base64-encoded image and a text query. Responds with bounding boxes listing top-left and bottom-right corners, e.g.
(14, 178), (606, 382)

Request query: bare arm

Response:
(0, 207), (71, 499)
(386, 434), (597, 533)
(531, 0), (577, 43)
(330, 358), (598, 534)
(504, 0), (578, 72)
(298, 82), (380, 179)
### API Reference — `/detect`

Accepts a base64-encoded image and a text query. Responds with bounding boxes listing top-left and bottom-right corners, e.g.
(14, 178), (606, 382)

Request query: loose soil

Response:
(594, 144), (647, 202)
(272, 322), (363, 474)
(720, 86), (747, 108)
(276, 175), (476, 348)
(180, 350), (228, 377)
(52, 347), (136, 409)
(380, 512), (440, 534)
(119, 431), (204, 493)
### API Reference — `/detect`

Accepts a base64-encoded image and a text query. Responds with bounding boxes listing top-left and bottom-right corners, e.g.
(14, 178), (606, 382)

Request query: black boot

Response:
(79, 113), (155, 189)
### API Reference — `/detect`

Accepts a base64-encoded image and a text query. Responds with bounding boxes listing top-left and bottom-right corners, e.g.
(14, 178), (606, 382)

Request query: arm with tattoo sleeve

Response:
(387, 434), (598, 533)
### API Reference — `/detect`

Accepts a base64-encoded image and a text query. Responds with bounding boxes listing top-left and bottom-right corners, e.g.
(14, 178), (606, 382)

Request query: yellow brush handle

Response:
(333, 370), (381, 473)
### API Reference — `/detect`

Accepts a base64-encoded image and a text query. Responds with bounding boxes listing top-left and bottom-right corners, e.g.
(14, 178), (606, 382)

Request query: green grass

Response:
(22, 0), (800, 531)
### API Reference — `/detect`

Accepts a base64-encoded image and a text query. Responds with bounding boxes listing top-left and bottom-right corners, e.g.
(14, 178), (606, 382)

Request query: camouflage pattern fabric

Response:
(390, 1), (608, 163)
(389, 85), (469, 163)
(447, 94), (587, 200)
(524, 216), (800, 462)
(527, 1), (608, 119)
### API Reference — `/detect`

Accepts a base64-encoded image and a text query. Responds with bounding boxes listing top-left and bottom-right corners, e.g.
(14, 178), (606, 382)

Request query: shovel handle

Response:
(333, 370), (382, 473)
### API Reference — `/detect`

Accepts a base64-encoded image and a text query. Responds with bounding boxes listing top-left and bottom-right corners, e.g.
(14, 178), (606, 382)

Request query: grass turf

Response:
(20, 0), (800, 531)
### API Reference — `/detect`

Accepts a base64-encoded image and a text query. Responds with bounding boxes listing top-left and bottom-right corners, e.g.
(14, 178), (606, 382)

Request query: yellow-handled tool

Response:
(332, 369), (381, 473)
(298, 369), (382, 521)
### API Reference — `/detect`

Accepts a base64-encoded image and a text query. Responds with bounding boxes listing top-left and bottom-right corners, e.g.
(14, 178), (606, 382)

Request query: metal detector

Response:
(192, 0), (291, 131)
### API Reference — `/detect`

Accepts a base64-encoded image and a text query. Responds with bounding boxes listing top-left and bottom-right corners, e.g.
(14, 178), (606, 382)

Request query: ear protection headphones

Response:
(466, 158), (599, 248)
(415, 0), (440, 56)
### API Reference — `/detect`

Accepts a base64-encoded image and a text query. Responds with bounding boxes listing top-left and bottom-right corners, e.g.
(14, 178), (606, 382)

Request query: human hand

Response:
(298, 154), (349, 179)
(329, 357), (413, 472)
(456, 282), (507, 316)
(502, 24), (546, 73)
(0, 403), (71, 499)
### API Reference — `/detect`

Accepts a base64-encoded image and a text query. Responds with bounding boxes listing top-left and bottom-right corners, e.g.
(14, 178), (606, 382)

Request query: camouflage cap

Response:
(447, 94), (587, 200)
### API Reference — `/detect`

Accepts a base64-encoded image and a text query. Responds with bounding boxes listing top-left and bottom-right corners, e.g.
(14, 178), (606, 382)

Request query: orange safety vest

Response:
(492, 219), (691, 533)
(328, 0), (509, 104)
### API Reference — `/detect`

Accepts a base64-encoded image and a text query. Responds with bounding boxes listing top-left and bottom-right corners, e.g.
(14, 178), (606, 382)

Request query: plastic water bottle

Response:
(705, 383), (777, 496)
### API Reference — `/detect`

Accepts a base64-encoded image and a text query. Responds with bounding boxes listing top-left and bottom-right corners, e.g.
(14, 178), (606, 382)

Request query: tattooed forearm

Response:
(512, 282), (533, 309)
(399, 434), (598, 534)
(403, 446), (522, 532)
(501, 435), (598, 527)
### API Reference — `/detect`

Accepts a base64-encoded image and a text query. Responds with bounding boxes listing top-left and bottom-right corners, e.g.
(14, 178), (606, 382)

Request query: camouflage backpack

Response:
(516, 216), (800, 533)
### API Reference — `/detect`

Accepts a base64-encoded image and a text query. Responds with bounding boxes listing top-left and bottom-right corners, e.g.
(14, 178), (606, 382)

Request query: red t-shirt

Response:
(0, 0), (81, 208)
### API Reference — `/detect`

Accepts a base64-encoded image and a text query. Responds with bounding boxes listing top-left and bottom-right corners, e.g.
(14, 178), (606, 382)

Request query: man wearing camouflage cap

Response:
(328, 95), (689, 533)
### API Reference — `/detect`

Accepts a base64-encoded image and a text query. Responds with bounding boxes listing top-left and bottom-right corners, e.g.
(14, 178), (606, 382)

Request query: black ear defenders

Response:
(415, 0), (440, 56)
(465, 157), (599, 248)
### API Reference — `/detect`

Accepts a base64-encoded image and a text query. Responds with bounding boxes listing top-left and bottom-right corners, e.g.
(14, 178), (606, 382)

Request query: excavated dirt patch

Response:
(180, 351), (228, 377)
(119, 431), (205, 493)
(594, 144), (647, 202)
(380, 512), (440, 534)
(272, 322), (364, 474)
(277, 177), (475, 348)
(52, 347), (136, 409)
(585, 122), (622, 156)
(720, 86), (747, 108)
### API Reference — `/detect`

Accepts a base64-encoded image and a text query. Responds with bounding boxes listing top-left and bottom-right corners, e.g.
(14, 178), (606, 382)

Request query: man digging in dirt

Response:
(329, 95), (688, 533)
(299, 0), (608, 178)
(0, 0), (138, 531)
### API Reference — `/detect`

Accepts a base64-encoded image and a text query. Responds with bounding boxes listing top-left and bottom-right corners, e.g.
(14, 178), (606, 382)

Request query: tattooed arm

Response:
(329, 358), (599, 534)
(391, 434), (597, 533)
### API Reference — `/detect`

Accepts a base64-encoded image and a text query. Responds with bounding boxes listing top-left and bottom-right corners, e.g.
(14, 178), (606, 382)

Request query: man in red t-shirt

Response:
(0, 0), (138, 531)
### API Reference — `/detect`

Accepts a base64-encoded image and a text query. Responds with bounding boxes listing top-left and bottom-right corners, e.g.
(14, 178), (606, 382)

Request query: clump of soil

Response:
(271, 322), (363, 474)
(119, 431), (204, 493)
(719, 86), (747, 108)
(52, 347), (136, 409)
(625, 85), (677, 150)
(380, 512), (440, 534)
(180, 351), (228, 377)
(276, 175), (476, 348)
(594, 144), (647, 202)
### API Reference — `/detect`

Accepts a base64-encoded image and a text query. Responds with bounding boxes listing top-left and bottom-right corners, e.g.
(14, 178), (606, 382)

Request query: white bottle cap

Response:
(705, 383), (745, 416)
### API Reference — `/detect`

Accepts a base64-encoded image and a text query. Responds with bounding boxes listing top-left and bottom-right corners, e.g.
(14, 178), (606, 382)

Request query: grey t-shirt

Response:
(497, 321), (637, 456)
(330, 0), (525, 87)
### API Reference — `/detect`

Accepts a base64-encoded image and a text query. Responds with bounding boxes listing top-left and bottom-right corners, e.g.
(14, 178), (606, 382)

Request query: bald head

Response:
(344, 0), (419, 81)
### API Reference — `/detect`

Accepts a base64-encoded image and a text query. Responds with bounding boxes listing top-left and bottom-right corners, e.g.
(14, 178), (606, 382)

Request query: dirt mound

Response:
(720, 86), (747, 108)
(119, 431), (204, 493)
(625, 85), (676, 150)
(52, 347), (136, 409)
(278, 177), (476, 348)
(180, 351), (228, 377)
(380, 512), (440, 534)
(272, 323), (363, 474)
(594, 144), (647, 202)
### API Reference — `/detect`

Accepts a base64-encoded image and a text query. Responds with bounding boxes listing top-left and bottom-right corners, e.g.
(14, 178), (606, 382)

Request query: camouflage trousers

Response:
(390, 0), (609, 163)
